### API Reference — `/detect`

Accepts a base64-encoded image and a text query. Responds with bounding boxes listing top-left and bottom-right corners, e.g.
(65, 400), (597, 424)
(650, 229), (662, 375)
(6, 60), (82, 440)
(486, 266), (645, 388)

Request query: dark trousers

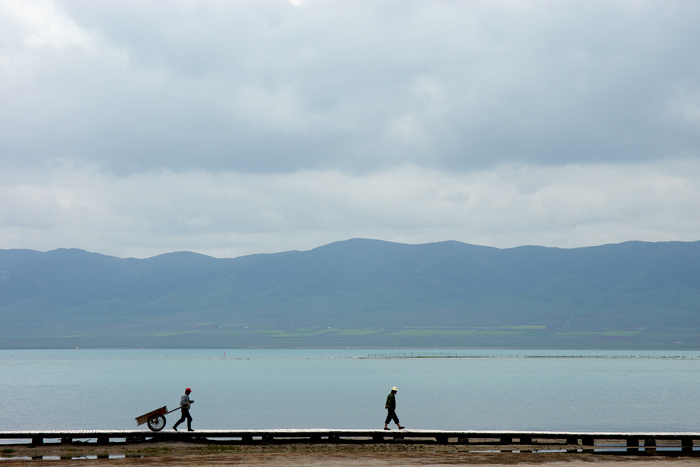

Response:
(173, 408), (192, 430)
(385, 408), (399, 425)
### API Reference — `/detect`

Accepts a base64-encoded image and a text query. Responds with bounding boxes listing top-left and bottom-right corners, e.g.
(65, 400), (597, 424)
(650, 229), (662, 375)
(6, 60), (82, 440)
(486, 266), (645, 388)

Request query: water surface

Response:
(1, 349), (699, 432)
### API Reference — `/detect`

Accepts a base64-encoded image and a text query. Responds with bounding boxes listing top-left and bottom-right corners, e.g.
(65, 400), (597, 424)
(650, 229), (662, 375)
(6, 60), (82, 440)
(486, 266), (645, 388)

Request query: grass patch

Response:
(498, 325), (547, 330)
(141, 446), (173, 453)
(204, 445), (241, 453)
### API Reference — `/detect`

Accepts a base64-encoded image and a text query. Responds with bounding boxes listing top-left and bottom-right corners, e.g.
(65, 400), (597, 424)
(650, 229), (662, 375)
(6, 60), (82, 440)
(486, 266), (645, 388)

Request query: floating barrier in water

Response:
(365, 352), (700, 359)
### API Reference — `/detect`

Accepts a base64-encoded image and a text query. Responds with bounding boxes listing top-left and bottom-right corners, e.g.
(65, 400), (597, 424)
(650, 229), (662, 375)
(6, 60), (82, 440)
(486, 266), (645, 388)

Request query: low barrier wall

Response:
(1, 429), (699, 453)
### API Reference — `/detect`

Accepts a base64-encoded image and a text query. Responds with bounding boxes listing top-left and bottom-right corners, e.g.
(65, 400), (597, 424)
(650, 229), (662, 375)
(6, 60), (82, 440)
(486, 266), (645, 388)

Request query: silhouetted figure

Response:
(384, 386), (404, 430)
(173, 387), (195, 431)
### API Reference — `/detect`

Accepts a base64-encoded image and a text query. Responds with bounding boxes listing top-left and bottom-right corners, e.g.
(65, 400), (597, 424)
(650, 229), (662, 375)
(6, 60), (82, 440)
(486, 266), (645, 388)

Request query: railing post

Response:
(682, 438), (693, 453)
(643, 438), (656, 454)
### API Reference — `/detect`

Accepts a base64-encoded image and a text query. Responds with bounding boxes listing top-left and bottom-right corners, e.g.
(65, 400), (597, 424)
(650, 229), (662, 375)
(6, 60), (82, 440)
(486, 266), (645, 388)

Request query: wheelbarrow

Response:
(135, 406), (181, 431)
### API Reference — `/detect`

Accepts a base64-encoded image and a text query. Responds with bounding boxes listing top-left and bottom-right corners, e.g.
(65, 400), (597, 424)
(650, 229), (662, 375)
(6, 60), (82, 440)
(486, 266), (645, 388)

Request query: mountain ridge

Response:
(1, 239), (699, 348)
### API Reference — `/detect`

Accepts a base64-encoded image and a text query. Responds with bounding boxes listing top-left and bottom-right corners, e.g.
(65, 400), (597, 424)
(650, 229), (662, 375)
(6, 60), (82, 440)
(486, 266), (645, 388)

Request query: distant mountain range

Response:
(1, 239), (699, 349)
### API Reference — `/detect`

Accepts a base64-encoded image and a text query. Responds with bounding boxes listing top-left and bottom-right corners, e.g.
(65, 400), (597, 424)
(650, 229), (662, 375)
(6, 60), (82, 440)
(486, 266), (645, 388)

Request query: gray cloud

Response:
(1, 1), (699, 257)
(3, 1), (699, 175)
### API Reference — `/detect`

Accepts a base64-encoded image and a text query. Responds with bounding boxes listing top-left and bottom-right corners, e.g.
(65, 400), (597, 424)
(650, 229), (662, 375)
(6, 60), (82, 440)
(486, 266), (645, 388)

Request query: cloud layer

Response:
(2, 1), (699, 257)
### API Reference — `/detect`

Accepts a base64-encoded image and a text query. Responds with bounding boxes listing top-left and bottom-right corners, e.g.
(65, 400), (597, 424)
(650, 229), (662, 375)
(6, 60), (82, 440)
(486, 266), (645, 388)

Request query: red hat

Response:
(185, 387), (192, 393)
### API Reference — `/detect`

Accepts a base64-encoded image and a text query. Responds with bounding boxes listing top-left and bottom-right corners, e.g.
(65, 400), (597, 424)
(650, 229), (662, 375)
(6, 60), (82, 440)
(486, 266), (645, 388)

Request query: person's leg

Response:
(384, 410), (392, 429)
(173, 411), (186, 430)
(391, 411), (404, 429)
(186, 410), (193, 431)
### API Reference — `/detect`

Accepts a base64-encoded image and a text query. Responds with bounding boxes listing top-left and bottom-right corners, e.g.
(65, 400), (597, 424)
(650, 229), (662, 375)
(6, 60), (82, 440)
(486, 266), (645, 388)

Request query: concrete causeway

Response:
(1, 429), (700, 453)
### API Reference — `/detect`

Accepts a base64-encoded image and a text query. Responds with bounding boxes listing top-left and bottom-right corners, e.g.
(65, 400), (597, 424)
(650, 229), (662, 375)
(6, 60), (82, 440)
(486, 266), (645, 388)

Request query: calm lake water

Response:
(1, 348), (699, 433)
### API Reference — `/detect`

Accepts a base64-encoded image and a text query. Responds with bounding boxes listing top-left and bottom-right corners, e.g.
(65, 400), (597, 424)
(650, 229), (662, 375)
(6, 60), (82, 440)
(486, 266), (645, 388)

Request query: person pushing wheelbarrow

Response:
(172, 387), (195, 431)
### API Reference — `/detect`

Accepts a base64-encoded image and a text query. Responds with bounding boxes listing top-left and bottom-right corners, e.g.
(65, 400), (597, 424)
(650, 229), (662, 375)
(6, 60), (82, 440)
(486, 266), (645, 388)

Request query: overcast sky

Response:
(2, 0), (700, 258)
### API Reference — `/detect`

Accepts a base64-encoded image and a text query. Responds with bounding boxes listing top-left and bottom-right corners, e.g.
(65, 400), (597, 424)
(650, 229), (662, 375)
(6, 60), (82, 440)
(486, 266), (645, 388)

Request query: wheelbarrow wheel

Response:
(147, 414), (166, 431)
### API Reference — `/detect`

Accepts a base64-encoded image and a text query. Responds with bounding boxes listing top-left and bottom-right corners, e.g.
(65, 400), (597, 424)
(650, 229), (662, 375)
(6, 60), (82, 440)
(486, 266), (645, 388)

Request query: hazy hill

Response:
(1, 239), (699, 349)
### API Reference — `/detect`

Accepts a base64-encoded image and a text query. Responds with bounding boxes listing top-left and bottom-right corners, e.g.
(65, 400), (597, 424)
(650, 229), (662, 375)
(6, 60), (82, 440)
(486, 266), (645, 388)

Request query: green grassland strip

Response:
(337, 329), (383, 336)
(150, 332), (187, 337)
(257, 329), (289, 335)
(148, 327), (370, 338)
(556, 332), (601, 336)
(477, 330), (522, 335)
(391, 329), (476, 336)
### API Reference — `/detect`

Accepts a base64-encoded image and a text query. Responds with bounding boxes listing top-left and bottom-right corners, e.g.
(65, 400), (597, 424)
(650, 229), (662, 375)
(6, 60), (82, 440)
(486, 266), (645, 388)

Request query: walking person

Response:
(384, 386), (404, 430)
(172, 387), (195, 431)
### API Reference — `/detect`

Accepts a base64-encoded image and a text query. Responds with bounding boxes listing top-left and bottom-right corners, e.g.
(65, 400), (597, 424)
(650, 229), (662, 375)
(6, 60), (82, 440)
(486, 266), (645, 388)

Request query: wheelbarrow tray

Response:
(135, 406), (169, 426)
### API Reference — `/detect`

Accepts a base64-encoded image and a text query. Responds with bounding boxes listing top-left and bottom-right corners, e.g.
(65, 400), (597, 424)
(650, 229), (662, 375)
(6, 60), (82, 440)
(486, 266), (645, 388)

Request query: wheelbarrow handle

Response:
(166, 407), (182, 414)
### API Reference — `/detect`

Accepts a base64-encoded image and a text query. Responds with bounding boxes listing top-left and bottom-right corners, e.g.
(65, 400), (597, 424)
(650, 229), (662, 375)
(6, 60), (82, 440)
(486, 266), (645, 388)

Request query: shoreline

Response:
(3, 442), (700, 466)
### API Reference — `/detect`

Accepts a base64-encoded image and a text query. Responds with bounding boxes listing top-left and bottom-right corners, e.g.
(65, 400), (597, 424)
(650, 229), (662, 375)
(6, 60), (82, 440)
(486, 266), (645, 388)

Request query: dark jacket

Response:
(385, 392), (396, 410)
